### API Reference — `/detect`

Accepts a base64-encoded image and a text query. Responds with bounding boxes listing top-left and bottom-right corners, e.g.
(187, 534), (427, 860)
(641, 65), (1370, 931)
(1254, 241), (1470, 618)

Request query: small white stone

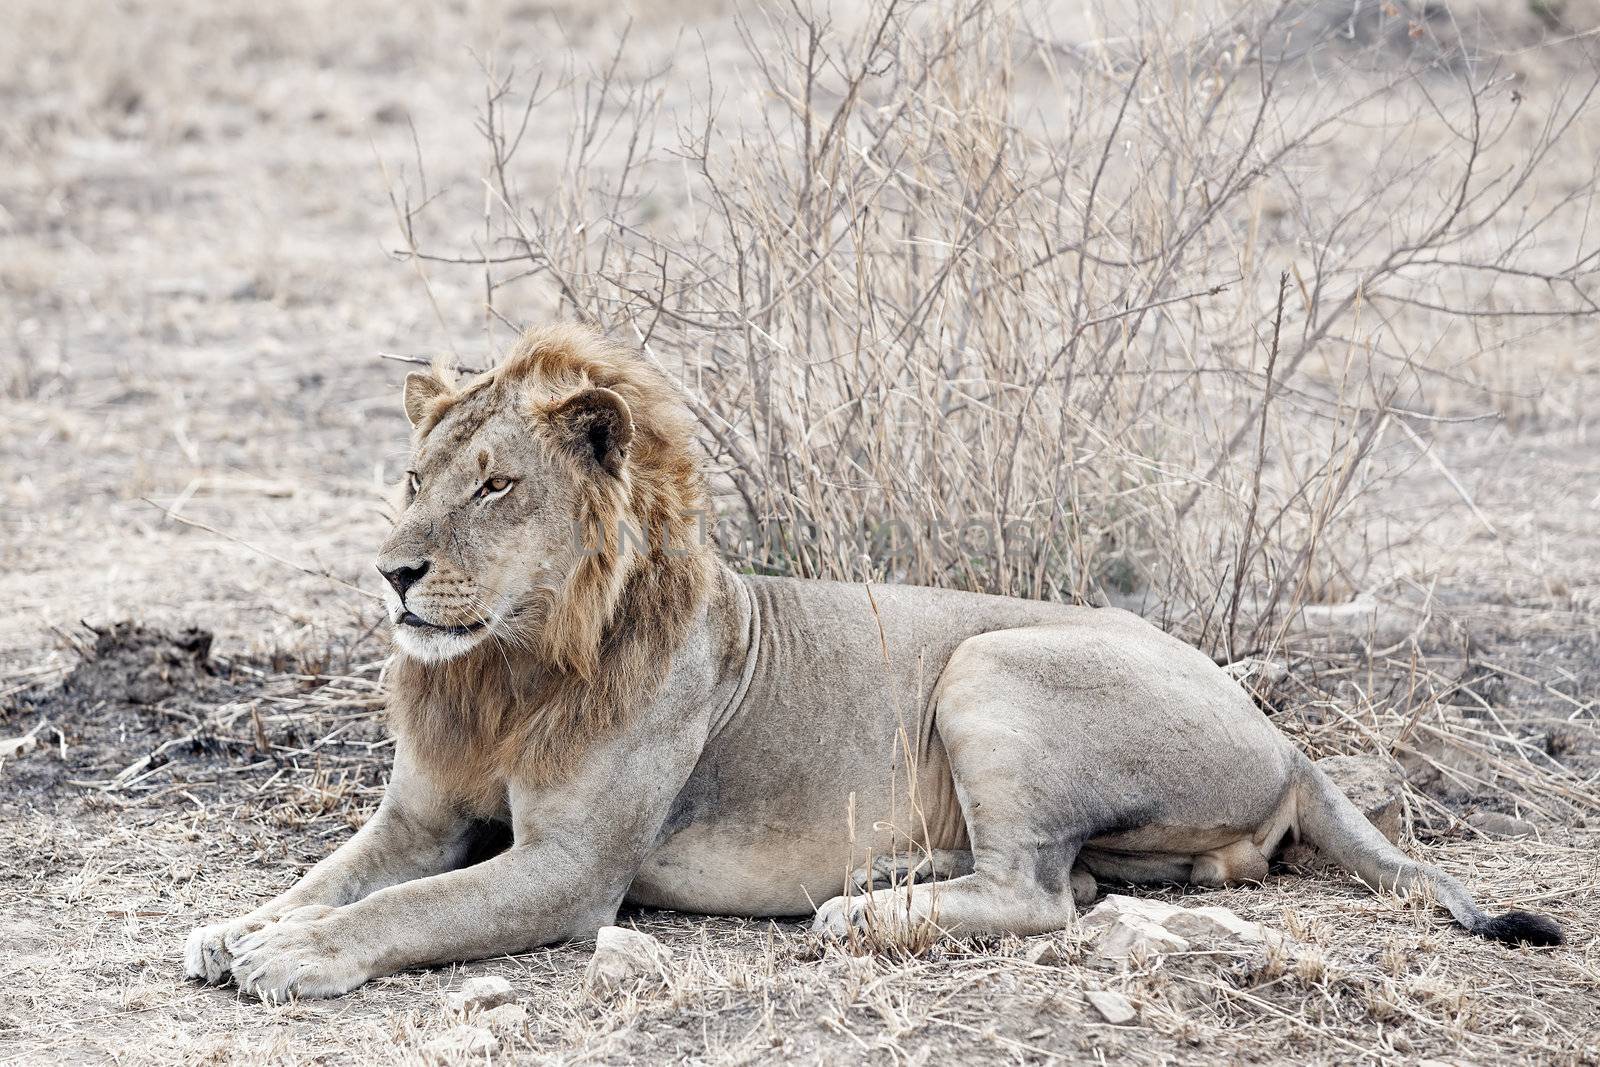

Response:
(0, 734), (38, 761)
(1085, 990), (1138, 1025)
(585, 926), (673, 994)
(424, 1025), (499, 1059)
(1094, 915), (1190, 960)
(1223, 657), (1289, 690)
(478, 1003), (529, 1031)
(445, 974), (516, 1013)
(1022, 939), (1067, 965)
(1083, 894), (1290, 952)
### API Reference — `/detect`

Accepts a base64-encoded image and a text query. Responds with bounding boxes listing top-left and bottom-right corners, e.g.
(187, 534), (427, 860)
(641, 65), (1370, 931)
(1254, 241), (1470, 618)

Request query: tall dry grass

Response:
(397, 0), (1599, 667)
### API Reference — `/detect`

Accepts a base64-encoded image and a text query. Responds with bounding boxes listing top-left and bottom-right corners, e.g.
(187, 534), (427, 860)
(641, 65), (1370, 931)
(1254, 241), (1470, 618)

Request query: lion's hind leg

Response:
(815, 630), (1134, 939)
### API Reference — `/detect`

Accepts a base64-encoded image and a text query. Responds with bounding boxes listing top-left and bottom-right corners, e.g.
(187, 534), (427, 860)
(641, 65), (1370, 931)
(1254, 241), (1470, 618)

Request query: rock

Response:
(1022, 939), (1067, 965)
(1081, 894), (1181, 932)
(1467, 812), (1536, 839)
(585, 926), (673, 994)
(478, 1003), (529, 1031)
(1085, 990), (1138, 1025)
(1094, 916), (1190, 960)
(1161, 905), (1266, 943)
(424, 1026), (499, 1059)
(1223, 657), (1289, 684)
(1224, 657), (1290, 699)
(0, 734), (39, 761)
(1316, 755), (1405, 842)
(1280, 754), (1406, 865)
(445, 975), (516, 1014)
(1082, 894), (1287, 958)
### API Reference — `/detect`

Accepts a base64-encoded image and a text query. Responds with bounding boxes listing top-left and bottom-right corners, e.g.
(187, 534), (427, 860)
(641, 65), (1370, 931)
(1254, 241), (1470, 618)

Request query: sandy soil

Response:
(2, 1), (1598, 1064)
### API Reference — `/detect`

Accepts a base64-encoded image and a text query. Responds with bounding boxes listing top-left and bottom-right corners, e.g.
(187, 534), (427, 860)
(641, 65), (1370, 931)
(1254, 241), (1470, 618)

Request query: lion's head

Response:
(377, 324), (709, 676)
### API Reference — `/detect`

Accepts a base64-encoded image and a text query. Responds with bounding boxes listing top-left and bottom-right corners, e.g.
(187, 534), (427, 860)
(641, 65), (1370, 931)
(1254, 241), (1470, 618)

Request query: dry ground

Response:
(2, 1), (1598, 1064)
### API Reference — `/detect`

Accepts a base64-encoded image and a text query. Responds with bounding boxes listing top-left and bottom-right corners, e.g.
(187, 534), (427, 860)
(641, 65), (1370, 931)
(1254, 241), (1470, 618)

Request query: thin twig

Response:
(1225, 271), (1288, 659)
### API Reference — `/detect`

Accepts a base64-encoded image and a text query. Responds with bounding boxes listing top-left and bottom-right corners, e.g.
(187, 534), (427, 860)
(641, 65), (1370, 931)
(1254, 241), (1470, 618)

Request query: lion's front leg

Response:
(182, 807), (473, 986)
(228, 839), (626, 1002)
(222, 648), (712, 1000)
(185, 749), (478, 986)
(228, 741), (702, 1001)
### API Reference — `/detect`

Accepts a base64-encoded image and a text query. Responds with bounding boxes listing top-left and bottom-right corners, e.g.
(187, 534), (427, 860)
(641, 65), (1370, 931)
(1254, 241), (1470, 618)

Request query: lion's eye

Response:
(407, 471), (421, 494)
(477, 476), (514, 499)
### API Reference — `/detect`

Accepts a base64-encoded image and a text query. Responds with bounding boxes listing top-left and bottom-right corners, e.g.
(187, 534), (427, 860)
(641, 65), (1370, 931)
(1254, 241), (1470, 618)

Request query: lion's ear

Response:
(402, 372), (450, 427)
(548, 387), (634, 477)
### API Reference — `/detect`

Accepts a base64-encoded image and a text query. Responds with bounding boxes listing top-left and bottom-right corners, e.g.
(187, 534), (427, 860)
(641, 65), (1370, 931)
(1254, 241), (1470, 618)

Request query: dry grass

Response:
(2, 746), (1595, 1065)
(2, 0), (1599, 1063)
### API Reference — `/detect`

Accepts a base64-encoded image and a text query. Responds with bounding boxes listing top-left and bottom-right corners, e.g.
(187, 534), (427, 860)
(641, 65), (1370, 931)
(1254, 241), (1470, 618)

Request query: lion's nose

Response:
(378, 560), (430, 597)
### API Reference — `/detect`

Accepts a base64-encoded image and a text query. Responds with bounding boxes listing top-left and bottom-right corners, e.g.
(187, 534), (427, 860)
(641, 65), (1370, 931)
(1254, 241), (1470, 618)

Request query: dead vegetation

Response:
(2, 0), (1599, 1063)
(402, 0), (1600, 651)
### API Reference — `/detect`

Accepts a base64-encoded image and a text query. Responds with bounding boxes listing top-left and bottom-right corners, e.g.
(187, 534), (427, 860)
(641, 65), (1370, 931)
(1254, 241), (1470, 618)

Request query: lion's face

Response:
(376, 370), (634, 664)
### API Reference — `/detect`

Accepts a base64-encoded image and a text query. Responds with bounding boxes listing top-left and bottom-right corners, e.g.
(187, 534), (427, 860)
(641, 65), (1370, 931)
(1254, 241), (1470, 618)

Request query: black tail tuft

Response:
(1476, 910), (1564, 947)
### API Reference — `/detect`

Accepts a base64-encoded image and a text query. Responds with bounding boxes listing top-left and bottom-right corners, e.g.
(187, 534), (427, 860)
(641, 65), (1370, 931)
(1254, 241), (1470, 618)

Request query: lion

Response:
(184, 324), (1562, 1001)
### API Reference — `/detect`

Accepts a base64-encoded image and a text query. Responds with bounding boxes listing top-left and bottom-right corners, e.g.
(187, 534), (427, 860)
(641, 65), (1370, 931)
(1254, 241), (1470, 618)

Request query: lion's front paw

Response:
(228, 907), (371, 1002)
(184, 915), (276, 985)
(812, 894), (869, 937)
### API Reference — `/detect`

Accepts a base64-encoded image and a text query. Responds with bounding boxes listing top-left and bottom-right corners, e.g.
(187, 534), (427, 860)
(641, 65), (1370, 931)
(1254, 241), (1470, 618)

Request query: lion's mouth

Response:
(397, 611), (488, 636)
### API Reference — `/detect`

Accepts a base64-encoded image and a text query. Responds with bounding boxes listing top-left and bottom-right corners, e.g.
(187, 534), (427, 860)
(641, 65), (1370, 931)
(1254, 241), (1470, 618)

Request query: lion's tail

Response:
(1291, 754), (1562, 946)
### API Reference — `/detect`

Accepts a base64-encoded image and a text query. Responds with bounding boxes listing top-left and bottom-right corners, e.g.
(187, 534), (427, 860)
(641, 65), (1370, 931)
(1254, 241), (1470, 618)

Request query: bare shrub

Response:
(397, 0), (1597, 666)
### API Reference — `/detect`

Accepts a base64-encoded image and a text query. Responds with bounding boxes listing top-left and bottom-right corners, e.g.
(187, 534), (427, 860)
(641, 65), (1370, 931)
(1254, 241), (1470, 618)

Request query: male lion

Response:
(185, 324), (1561, 1001)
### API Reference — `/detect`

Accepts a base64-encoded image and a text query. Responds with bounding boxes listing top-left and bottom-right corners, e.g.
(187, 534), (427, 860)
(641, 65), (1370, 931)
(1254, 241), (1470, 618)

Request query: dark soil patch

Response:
(0, 620), (380, 813)
(65, 620), (217, 706)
